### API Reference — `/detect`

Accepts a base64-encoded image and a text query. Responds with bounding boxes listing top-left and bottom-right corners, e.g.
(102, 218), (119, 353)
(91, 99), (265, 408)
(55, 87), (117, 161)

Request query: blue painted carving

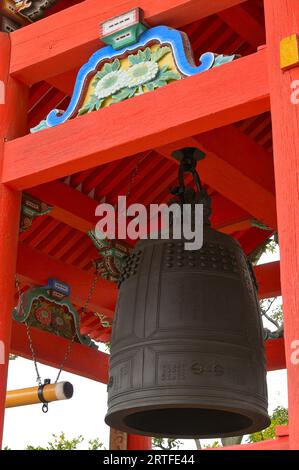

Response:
(31, 25), (237, 133)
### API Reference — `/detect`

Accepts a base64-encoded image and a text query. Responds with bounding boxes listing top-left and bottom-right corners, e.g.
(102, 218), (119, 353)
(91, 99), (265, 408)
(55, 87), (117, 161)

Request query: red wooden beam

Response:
(10, 0), (247, 85)
(264, 0), (299, 449)
(210, 194), (251, 232)
(157, 123), (276, 229)
(255, 261), (281, 299)
(266, 337), (286, 372)
(198, 125), (275, 197)
(127, 435), (152, 450)
(10, 322), (109, 384)
(3, 50), (269, 190)
(238, 226), (273, 256)
(30, 182), (252, 237)
(17, 242), (117, 320)
(218, 219), (252, 234)
(47, 70), (77, 96)
(28, 181), (97, 233)
(0, 32), (28, 449)
(215, 435), (289, 450)
(218, 4), (266, 50)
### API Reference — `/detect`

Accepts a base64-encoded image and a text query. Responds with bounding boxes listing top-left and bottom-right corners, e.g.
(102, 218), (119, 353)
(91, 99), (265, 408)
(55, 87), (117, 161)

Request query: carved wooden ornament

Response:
(31, 10), (237, 133)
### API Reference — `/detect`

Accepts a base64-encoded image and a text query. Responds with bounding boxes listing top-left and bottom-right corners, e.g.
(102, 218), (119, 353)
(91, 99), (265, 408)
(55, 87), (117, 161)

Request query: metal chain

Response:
(125, 153), (148, 200)
(54, 268), (100, 383)
(25, 321), (43, 387)
(15, 276), (42, 386)
(14, 154), (147, 387)
(113, 152), (148, 213)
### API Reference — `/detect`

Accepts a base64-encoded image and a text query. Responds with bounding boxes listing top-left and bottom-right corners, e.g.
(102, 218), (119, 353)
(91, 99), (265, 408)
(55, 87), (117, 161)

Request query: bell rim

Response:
(105, 402), (271, 439)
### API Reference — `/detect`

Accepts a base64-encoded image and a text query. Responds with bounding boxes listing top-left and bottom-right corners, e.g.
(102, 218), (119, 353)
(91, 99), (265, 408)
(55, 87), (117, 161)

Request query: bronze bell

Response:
(105, 148), (270, 438)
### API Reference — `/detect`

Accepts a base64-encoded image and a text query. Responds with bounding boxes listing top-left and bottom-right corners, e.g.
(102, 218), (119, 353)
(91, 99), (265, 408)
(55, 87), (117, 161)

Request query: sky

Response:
(3, 248), (286, 450)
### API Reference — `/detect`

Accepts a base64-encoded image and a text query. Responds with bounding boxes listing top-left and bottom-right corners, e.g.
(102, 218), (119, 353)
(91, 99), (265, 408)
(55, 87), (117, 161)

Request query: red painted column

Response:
(264, 0), (299, 450)
(127, 434), (152, 450)
(0, 32), (28, 447)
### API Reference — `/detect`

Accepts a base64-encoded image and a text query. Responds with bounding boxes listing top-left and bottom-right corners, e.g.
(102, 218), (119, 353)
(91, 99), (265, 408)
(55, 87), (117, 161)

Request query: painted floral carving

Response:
(30, 25), (238, 133)
(92, 59), (127, 100)
(35, 305), (52, 325)
(125, 61), (159, 87)
(14, 289), (97, 348)
(78, 46), (181, 115)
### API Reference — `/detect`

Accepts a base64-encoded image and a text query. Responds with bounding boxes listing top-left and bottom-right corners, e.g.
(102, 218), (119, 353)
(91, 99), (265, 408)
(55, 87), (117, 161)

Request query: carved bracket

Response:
(88, 229), (132, 283)
(13, 278), (97, 348)
(31, 10), (237, 133)
(20, 193), (52, 232)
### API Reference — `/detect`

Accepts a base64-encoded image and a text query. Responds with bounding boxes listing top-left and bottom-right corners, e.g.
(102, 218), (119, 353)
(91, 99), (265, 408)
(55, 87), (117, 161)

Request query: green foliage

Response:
(144, 65), (180, 92)
(127, 46), (171, 65)
(249, 235), (278, 265)
(25, 432), (105, 450)
(128, 48), (152, 65)
(150, 46), (171, 63)
(264, 238), (278, 255)
(248, 407), (288, 443)
(78, 59), (122, 115)
(111, 87), (137, 103)
(203, 441), (220, 448)
(213, 54), (236, 67)
(271, 305), (283, 324)
(9, 354), (18, 360)
(79, 45), (179, 114)
(152, 437), (182, 450)
(88, 438), (105, 450)
(93, 59), (121, 80)
(78, 95), (104, 115)
(260, 298), (284, 334)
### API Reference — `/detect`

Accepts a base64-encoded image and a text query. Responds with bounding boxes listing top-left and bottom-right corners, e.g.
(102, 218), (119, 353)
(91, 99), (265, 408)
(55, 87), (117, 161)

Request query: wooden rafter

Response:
(218, 4), (266, 50)
(17, 242), (117, 319)
(28, 181), (97, 233)
(27, 179), (253, 237)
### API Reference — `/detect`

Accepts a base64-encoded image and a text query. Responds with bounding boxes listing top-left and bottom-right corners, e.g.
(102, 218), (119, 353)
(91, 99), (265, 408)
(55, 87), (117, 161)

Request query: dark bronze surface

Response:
(105, 226), (270, 438)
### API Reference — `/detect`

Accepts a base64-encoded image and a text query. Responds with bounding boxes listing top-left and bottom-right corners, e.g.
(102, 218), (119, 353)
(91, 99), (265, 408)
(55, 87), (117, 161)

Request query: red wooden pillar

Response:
(127, 434), (152, 450)
(264, 0), (299, 450)
(109, 429), (152, 450)
(0, 32), (28, 447)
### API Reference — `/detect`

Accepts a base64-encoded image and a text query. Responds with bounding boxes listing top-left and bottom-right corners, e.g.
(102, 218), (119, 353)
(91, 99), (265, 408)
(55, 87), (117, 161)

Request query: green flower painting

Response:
(78, 46), (181, 115)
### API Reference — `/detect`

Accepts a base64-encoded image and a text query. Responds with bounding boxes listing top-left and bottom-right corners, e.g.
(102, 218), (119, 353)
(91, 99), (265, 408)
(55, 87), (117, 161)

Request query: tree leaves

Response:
(248, 406), (288, 443)
(25, 432), (105, 450)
